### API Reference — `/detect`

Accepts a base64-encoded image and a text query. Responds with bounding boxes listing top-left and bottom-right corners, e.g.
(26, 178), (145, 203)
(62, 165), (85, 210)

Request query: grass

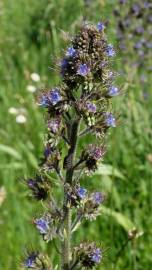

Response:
(0, 0), (152, 269)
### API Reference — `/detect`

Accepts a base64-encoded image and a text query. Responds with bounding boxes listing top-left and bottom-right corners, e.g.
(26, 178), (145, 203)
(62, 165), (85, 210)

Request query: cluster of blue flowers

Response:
(23, 251), (51, 269)
(23, 22), (121, 270)
(74, 242), (103, 268)
(39, 88), (62, 107)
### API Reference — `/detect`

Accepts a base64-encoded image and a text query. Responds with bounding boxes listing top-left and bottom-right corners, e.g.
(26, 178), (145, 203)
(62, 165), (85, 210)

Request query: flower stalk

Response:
(62, 119), (80, 269)
(62, 207), (72, 270)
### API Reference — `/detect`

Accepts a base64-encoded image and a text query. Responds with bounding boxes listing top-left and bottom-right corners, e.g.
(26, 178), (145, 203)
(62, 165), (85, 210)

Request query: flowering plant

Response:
(23, 22), (120, 270)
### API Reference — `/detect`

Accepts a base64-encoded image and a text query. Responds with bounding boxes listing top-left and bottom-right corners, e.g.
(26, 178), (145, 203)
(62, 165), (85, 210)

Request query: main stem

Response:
(61, 119), (80, 270)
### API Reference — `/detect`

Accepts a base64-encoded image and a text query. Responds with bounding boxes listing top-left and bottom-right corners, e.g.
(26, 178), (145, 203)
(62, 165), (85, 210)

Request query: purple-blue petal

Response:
(77, 187), (87, 199)
(48, 89), (62, 105)
(24, 253), (37, 268)
(105, 113), (116, 127)
(86, 102), (97, 113)
(35, 218), (49, 234)
(108, 86), (119, 96)
(97, 22), (105, 31)
(77, 64), (90, 76)
(92, 192), (104, 205)
(66, 47), (76, 57)
(106, 44), (115, 57)
(91, 248), (102, 263)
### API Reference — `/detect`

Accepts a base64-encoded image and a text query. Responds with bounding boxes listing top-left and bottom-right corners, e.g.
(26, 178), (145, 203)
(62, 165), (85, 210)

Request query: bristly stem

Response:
(61, 205), (72, 270)
(61, 119), (81, 270)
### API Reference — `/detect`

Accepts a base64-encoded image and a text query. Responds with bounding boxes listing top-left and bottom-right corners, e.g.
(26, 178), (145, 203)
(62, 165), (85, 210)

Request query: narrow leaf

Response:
(101, 206), (135, 231)
(95, 164), (125, 179)
(0, 144), (22, 160)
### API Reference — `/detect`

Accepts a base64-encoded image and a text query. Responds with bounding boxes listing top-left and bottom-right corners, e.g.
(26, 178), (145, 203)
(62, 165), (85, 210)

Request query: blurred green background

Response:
(0, 0), (152, 269)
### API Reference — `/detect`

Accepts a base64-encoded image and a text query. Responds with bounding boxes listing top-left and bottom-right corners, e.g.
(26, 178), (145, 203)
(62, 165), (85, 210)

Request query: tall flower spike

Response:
(22, 22), (122, 270)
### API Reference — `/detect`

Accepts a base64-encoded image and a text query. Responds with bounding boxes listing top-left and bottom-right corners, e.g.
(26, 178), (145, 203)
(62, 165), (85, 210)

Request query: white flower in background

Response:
(31, 73), (40, 82)
(8, 107), (18, 115)
(27, 85), (37, 93)
(8, 106), (27, 124)
(16, 114), (27, 124)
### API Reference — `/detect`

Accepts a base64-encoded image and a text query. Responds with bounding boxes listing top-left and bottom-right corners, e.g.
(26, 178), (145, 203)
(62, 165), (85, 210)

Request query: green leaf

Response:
(72, 221), (81, 233)
(0, 162), (24, 170)
(101, 206), (135, 231)
(25, 151), (38, 169)
(95, 164), (125, 179)
(0, 144), (22, 160)
(19, 143), (38, 169)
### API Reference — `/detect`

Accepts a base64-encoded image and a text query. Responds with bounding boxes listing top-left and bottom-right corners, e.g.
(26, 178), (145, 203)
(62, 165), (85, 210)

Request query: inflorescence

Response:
(23, 22), (121, 270)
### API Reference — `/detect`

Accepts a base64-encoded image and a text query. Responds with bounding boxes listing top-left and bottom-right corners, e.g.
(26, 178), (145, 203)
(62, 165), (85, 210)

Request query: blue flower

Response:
(134, 41), (143, 50)
(27, 179), (36, 189)
(66, 47), (76, 57)
(48, 89), (62, 105)
(39, 95), (50, 108)
(77, 187), (87, 199)
(35, 218), (49, 234)
(60, 58), (68, 76)
(106, 44), (115, 57)
(108, 71), (114, 79)
(47, 118), (60, 133)
(97, 22), (105, 31)
(108, 86), (119, 96)
(77, 64), (90, 76)
(86, 102), (97, 113)
(61, 58), (68, 68)
(92, 192), (104, 205)
(132, 4), (140, 15)
(105, 113), (116, 127)
(24, 253), (38, 268)
(144, 2), (150, 9)
(90, 248), (102, 263)
(44, 144), (53, 159)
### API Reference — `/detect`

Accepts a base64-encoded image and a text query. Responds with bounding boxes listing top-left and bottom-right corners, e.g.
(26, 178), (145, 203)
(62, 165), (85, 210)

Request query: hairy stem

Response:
(61, 206), (72, 270)
(61, 119), (81, 270)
